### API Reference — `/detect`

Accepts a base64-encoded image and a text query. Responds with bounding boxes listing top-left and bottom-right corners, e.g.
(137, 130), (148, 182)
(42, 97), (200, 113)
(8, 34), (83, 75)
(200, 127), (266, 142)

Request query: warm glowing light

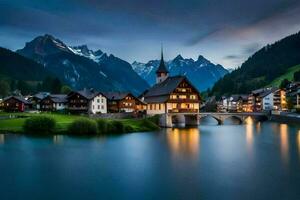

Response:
(166, 128), (200, 158)
(245, 117), (254, 152)
(279, 124), (289, 164)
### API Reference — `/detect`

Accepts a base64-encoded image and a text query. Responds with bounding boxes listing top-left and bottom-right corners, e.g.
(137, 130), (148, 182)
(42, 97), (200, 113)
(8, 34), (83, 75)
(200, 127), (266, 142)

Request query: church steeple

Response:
(156, 45), (169, 74)
(156, 45), (169, 83)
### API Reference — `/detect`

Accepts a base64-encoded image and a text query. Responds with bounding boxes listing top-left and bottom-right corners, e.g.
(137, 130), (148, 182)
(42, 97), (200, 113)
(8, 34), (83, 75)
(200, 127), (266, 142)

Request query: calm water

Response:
(0, 118), (300, 200)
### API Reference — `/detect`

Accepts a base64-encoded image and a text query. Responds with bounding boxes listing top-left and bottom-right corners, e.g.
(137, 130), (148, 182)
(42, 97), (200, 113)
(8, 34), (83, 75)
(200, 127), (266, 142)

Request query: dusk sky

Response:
(1, 0), (300, 68)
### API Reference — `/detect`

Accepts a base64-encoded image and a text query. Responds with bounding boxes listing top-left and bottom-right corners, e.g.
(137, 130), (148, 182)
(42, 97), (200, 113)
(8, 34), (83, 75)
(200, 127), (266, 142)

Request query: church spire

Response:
(156, 45), (169, 74)
(156, 45), (169, 83)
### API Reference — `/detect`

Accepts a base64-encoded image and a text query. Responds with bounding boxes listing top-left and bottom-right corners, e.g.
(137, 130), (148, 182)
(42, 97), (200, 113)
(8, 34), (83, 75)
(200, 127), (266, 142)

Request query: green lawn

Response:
(0, 112), (159, 134)
(0, 112), (84, 133)
(268, 64), (300, 87)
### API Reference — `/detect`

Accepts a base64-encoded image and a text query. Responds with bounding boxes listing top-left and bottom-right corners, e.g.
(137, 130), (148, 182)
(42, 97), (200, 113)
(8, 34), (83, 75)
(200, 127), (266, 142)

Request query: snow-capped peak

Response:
(68, 45), (104, 63)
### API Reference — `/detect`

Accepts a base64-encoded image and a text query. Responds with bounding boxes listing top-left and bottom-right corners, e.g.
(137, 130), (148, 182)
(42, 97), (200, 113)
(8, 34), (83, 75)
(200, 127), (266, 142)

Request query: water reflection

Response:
(53, 135), (64, 145)
(297, 130), (300, 156)
(0, 134), (4, 144)
(279, 124), (289, 165)
(245, 117), (254, 152)
(166, 128), (200, 158)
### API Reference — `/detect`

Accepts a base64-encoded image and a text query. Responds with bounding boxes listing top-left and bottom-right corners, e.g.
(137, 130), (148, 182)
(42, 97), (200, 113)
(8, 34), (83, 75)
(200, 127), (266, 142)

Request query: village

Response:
(0, 51), (300, 120)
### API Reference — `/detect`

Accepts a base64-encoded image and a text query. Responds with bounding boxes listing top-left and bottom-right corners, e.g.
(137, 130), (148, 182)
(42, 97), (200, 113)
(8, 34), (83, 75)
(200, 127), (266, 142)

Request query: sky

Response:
(0, 0), (300, 68)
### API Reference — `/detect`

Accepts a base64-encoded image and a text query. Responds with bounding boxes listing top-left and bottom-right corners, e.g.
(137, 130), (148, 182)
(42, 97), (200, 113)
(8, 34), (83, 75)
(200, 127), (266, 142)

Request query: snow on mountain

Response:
(16, 34), (149, 95)
(132, 55), (228, 91)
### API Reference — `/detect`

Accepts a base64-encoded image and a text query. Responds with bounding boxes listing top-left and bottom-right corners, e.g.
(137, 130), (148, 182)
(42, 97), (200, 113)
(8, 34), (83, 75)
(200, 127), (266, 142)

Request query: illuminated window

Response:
(179, 95), (187, 99)
(190, 95), (196, 99)
(172, 103), (177, 109)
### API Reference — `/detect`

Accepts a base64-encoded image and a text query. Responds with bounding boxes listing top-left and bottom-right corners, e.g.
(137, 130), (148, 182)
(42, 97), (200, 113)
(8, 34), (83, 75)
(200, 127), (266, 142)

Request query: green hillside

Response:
(268, 64), (300, 87)
(210, 31), (300, 97)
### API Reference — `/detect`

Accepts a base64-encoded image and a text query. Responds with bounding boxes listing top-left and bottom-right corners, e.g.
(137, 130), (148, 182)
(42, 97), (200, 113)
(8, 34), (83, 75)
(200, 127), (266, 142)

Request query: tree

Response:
(286, 97), (294, 111)
(16, 80), (31, 95)
(51, 78), (62, 93)
(61, 85), (72, 94)
(294, 70), (300, 82)
(279, 79), (291, 89)
(0, 80), (10, 98)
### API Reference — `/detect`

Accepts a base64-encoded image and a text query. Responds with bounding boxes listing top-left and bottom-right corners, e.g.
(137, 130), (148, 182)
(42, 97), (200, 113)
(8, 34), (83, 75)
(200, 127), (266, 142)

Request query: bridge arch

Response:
(199, 115), (222, 125)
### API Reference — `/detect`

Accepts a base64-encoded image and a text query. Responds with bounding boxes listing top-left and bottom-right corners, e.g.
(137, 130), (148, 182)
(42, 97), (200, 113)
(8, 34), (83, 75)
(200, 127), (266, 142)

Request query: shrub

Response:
(147, 115), (160, 125)
(96, 119), (108, 134)
(141, 119), (160, 131)
(68, 118), (98, 135)
(23, 116), (56, 134)
(107, 120), (124, 134)
(124, 125), (134, 133)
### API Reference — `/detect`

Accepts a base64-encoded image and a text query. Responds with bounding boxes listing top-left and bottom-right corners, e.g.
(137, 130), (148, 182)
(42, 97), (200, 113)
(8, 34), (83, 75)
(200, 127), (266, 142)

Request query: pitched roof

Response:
(103, 92), (130, 100)
(3, 96), (31, 104)
(49, 94), (68, 103)
(252, 87), (279, 98)
(33, 92), (50, 100)
(259, 88), (279, 98)
(142, 75), (199, 103)
(68, 89), (101, 100)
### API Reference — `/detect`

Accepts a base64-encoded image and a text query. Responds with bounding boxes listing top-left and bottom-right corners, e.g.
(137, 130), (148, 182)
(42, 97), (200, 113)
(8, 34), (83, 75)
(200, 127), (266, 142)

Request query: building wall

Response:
(54, 103), (66, 110)
(146, 103), (166, 115)
(91, 94), (107, 114)
(262, 93), (274, 110)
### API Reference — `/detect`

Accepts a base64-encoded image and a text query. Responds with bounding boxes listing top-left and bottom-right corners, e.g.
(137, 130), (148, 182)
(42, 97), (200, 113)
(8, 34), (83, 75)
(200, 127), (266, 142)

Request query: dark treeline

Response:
(0, 76), (71, 98)
(210, 31), (300, 98)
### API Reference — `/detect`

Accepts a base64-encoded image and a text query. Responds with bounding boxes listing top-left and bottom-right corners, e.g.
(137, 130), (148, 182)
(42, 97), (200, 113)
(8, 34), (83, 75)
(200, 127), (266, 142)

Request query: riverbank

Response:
(270, 113), (300, 124)
(0, 112), (159, 134)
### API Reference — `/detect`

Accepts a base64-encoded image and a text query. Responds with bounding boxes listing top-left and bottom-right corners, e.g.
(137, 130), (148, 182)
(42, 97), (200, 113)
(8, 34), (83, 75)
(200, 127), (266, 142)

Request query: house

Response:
(217, 96), (228, 112)
(67, 89), (107, 114)
(28, 92), (50, 109)
(286, 82), (300, 109)
(140, 50), (201, 115)
(104, 92), (146, 113)
(40, 94), (68, 111)
(0, 96), (32, 112)
(248, 88), (286, 111)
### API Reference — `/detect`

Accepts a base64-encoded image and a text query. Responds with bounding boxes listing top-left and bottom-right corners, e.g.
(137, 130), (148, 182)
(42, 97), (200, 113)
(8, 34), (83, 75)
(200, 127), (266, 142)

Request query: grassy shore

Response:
(0, 112), (159, 134)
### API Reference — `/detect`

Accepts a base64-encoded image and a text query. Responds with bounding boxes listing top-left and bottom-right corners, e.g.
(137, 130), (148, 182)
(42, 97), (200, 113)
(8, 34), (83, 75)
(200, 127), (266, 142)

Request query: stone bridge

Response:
(159, 112), (269, 127)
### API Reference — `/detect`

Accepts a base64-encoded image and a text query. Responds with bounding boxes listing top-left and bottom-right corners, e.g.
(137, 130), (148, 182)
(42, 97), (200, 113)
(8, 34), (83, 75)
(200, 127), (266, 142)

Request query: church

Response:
(140, 50), (201, 115)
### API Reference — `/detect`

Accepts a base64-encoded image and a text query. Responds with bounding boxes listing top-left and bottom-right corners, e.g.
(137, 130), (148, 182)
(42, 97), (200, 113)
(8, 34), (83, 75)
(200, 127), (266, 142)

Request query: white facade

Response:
(262, 93), (274, 110)
(90, 94), (107, 114)
(54, 103), (66, 111)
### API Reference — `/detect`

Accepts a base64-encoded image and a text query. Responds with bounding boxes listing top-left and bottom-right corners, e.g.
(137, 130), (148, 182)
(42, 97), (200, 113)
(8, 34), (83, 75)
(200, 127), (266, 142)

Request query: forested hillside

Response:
(210, 31), (300, 97)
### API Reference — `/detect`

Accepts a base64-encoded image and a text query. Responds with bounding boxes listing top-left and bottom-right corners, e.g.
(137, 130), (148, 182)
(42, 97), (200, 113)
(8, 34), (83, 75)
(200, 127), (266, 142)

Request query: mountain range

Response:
(0, 47), (51, 81)
(132, 55), (228, 91)
(210, 31), (300, 97)
(16, 34), (149, 95)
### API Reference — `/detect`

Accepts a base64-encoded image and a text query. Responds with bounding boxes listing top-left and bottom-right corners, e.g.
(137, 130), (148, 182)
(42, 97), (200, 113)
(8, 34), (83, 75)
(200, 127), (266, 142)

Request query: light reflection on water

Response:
(245, 117), (254, 153)
(53, 135), (64, 145)
(0, 134), (4, 144)
(0, 120), (300, 199)
(279, 124), (289, 165)
(298, 130), (300, 156)
(166, 128), (200, 158)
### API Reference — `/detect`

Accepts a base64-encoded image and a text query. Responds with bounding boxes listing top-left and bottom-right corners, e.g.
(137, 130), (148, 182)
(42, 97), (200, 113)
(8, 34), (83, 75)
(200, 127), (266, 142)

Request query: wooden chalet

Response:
(104, 92), (146, 113)
(141, 50), (201, 115)
(67, 89), (107, 114)
(40, 94), (68, 111)
(0, 96), (32, 112)
(28, 92), (50, 110)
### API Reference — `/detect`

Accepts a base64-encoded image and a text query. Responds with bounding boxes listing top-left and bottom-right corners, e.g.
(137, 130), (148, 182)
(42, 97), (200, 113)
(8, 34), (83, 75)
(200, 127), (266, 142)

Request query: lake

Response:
(0, 117), (300, 200)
